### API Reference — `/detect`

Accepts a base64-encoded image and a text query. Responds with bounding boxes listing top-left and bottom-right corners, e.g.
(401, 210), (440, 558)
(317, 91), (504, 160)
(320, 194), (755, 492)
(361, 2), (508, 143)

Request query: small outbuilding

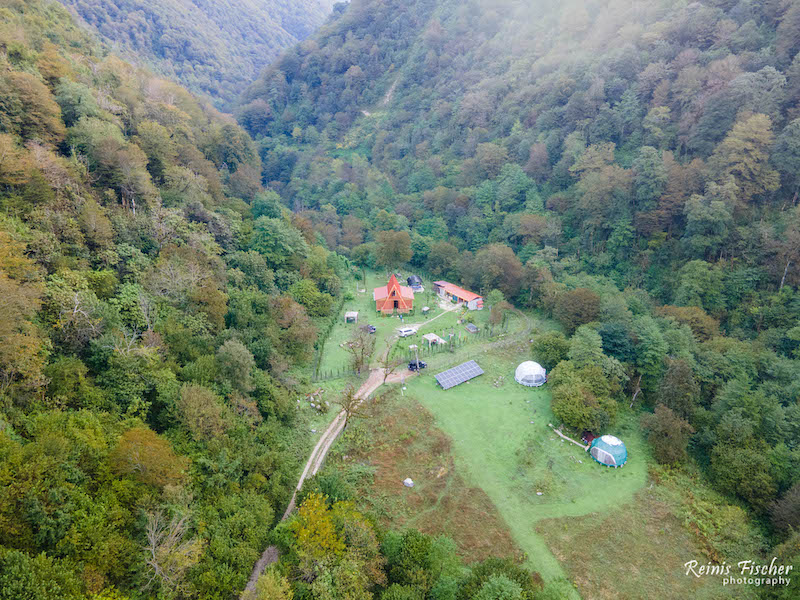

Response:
(514, 361), (547, 387)
(581, 431), (598, 445)
(589, 435), (628, 468)
(422, 332), (447, 347)
(344, 311), (359, 323)
(407, 275), (424, 292)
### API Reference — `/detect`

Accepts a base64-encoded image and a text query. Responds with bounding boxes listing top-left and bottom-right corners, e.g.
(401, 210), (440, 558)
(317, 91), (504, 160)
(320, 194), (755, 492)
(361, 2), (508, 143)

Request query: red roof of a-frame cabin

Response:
(374, 274), (414, 310)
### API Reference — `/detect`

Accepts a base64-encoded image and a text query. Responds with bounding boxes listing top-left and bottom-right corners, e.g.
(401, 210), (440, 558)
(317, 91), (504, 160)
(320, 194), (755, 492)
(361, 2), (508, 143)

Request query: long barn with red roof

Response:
(432, 281), (483, 310)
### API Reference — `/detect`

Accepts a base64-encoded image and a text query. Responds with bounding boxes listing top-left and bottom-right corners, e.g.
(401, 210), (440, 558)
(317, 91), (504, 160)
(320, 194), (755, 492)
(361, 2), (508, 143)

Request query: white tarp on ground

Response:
(515, 361), (547, 387)
(600, 434), (623, 446)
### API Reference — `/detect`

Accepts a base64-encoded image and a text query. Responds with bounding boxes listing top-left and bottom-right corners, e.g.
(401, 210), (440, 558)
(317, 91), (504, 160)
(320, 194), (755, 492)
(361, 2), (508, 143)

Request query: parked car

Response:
(366, 324), (377, 333)
(408, 359), (427, 371)
(398, 326), (416, 337)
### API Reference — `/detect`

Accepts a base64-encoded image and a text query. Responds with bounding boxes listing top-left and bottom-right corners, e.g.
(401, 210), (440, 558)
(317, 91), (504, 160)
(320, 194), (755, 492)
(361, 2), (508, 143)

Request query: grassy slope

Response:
(327, 393), (526, 565)
(403, 349), (648, 587)
(402, 347), (745, 599)
(310, 300), (745, 598)
(266, 281), (759, 600)
(535, 486), (746, 600)
(294, 271), (460, 476)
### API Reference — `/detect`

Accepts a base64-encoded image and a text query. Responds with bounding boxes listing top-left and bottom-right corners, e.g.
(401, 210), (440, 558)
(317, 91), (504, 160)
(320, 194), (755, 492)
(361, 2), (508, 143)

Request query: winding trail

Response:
(243, 308), (532, 595)
(382, 78), (398, 105)
(244, 367), (405, 594)
(359, 77), (398, 119)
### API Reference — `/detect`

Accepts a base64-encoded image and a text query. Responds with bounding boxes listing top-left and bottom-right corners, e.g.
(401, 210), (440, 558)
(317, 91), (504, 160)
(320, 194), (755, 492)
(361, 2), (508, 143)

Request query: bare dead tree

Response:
(344, 328), (375, 374)
(378, 340), (404, 383)
(107, 327), (141, 356)
(138, 291), (158, 332)
(630, 374), (643, 409)
(56, 290), (103, 347)
(780, 259), (792, 291)
(143, 509), (204, 596)
(336, 384), (369, 428)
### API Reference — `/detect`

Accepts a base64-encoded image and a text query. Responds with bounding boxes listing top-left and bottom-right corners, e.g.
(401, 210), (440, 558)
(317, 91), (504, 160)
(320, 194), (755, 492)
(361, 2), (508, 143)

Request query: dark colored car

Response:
(408, 360), (427, 371)
(366, 325), (377, 334)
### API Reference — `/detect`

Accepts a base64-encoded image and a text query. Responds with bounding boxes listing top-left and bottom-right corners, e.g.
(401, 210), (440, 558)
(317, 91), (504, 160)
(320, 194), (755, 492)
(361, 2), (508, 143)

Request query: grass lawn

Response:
(316, 270), (494, 375)
(304, 303), (756, 599)
(403, 349), (648, 595)
(325, 392), (525, 565)
(535, 485), (749, 600)
(296, 284), (764, 600)
(316, 270), (422, 374)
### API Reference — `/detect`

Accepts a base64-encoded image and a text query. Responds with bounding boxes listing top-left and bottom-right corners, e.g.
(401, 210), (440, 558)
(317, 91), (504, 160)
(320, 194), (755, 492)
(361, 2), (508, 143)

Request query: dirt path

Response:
(243, 367), (406, 594)
(243, 308), (533, 595)
(359, 78), (398, 119)
(383, 78), (398, 105)
(399, 301), (456, 333)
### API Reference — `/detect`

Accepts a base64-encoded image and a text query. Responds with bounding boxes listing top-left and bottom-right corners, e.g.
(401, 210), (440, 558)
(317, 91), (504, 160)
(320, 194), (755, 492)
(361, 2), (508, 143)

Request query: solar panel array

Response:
(434, 360), (485, 390)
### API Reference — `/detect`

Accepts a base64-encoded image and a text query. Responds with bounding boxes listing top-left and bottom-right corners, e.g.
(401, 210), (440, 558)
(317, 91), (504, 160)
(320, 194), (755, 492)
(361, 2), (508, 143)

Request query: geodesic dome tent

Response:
(514, 361), (547, 387)
(589, 435), (628, 468)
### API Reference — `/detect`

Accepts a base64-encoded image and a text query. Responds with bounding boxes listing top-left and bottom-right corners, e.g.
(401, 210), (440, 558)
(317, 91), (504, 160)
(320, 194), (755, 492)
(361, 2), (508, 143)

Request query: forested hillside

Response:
(0, 1), (349, 597)
(55, 0), (336, 108)
(238, 0), (800, 586)
(4, 0), (800, 597)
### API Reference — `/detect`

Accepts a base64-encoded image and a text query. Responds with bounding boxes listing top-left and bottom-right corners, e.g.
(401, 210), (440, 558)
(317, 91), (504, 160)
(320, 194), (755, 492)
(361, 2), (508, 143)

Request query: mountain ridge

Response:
(55, 0), (338, 108)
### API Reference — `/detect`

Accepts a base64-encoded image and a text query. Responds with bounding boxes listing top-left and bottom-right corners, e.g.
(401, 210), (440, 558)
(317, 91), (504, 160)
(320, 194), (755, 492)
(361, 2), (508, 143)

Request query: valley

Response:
(1, 0), (799, 599)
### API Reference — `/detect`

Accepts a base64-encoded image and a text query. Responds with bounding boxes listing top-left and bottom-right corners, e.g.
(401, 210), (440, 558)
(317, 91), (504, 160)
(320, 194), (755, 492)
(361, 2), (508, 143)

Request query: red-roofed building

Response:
(374, 274), (414, 314)
(433, 281), (484, 310)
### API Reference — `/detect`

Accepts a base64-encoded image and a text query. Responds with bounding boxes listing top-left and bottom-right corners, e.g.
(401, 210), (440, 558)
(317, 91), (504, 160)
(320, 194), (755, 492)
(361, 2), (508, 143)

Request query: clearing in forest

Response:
(404, 352), (648, 584)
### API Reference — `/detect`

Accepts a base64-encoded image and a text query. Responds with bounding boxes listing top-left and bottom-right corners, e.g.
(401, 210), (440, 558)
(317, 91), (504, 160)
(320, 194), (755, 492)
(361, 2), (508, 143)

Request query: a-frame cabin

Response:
(373, 274), (414, 314)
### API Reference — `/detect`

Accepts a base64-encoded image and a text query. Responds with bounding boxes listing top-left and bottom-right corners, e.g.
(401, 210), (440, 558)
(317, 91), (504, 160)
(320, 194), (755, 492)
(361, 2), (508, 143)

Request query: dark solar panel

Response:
(434, 360), (484, 390)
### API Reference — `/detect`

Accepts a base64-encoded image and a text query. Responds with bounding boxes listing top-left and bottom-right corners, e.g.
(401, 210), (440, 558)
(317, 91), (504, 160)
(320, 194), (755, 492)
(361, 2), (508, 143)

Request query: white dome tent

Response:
(515, 361), (547, 387)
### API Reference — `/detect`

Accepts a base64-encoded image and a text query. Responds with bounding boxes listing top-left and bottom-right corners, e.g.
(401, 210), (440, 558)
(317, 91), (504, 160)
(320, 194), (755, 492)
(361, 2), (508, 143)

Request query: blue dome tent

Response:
(589, 435), (628, 468)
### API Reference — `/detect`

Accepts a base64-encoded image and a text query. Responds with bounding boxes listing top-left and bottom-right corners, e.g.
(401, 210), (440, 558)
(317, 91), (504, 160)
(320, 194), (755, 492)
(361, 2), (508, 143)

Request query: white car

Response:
(397, 327), (416, 337)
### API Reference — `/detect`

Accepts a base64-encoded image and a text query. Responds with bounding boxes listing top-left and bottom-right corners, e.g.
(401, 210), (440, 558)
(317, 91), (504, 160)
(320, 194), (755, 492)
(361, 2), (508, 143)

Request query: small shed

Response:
(422, 333), (447, 347)
(465, 323), (479, 334)
(422, 306), (430, 315)
(344, 311), (359, 323)
(407, 275), (423, 289)
(589, 435), (628, 468)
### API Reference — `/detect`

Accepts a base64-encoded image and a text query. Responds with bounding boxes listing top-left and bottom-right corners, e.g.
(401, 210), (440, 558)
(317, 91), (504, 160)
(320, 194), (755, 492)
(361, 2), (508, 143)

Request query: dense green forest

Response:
(237, 0), (800, 592)
(0, 0), (349, 597)
(55, 0), (337, 108)
(0, 2), (549, 599)
(3, 0), (800, 597)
